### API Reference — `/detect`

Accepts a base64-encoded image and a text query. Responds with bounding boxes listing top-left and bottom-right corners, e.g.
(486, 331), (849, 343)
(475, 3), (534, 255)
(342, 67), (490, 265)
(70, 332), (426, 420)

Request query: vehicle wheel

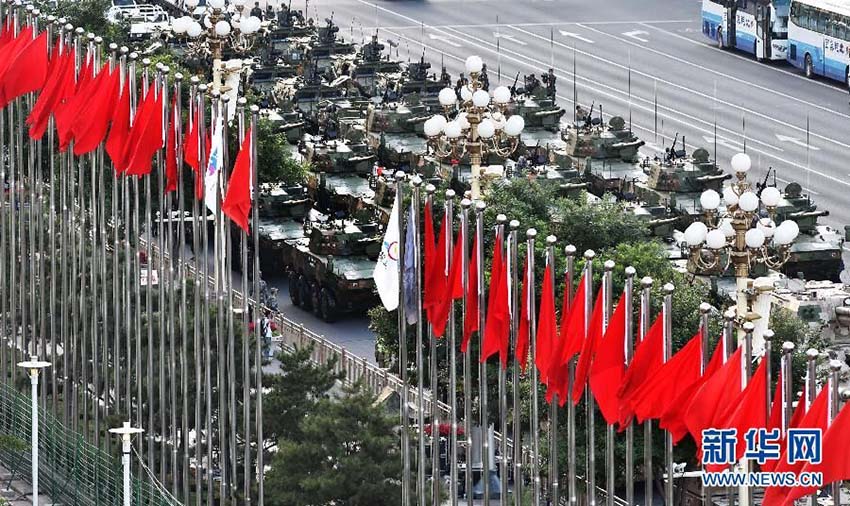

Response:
(310, 284), (322, 316)
(804, 53), (814, 78)
(298, 275), (312, 311)
(288, 272), (300, 307)
(716, 28), (724, 49)
(320, 289), (338, 323)
(845, 67), (850, 90)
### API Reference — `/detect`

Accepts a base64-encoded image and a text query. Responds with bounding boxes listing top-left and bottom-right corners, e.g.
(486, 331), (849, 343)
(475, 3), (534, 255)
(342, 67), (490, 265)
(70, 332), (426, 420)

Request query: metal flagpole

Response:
(130, 50), (145, 464)
(213, 90), (229, 504)
(699, 303), (711, 506)
(508, 221), (520, 506)
(446, 190), (458, 506)
(828, 359), (841, 505)
(739, 322), (755, 506)
(640, 277), (653, 506)
(156, 64), (170, 484)
(526, 230), (538, 506)
(804, 347), (818, 506)
(237, 98), (252, 506)
(0, 14), (5, 383)
(250, 105), (264, 506)
(425, 184), (439, 506)
(460, 198), (472, 506)
(395, 170), (411, 506)
(189, 77), (203, 506)
(722, 309), (735, 506)
(495, 214), (508, 506)
(603, 261), (615, 506)
(662, 284), (675, 505)
(140, 57), (156, 470)
(411, 176), (425, 506)
(583, 250), (595, 506)
(623, 268), (635, 506)
(561, 244), (576, 505)
(476, 201), (489, 506)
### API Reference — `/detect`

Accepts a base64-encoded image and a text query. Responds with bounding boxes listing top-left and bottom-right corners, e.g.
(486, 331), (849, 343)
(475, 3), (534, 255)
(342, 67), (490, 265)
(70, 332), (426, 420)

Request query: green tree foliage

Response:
(262, 344), (343, 443)
(265, 384), (402, 506)
(257, 118), (307, 186)
(46, 0), (130, 46)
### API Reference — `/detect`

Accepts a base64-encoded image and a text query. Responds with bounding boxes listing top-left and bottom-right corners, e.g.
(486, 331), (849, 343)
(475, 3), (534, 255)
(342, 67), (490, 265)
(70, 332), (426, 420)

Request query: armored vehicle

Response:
(287, 217), (381, 321)
(335, 35), (403, 90)
(306, 17), (356, 67)
(252, 184), (313, 275)
(299, 136), (375, 174)
(366, 97), (431, 171)
(307, 171), (377, 217)
(507, 71), (565, 132)
(375, 57), (448, 105)
(562, 113), (646, 198)
(771, 182), (846, 282)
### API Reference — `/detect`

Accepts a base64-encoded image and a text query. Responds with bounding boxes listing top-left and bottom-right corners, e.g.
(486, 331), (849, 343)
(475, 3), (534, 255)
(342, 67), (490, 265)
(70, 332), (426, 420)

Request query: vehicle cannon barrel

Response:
(696, 173), (732, 183)
(787, 210), (829, 220)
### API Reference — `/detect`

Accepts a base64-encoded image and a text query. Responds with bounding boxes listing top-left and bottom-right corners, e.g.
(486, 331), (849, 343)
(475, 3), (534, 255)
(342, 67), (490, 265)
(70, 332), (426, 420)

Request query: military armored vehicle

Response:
(306, 17), (356, 68)
(375, 56), (448, 106)
(299, 136), (375, 174)
(252, 183), (313, 275)
(770, 182), (846, 282)
(507, 71), (565, 132)
(562, 112), (646, 198)
(287, 216), (381, 321)
(334, 35), (403, 90)
(307, 171), (377, 217)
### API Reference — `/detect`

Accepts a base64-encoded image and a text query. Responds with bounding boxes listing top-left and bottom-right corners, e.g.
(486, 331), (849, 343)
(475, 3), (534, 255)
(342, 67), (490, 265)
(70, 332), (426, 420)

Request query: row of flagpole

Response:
(380, 171), (850, 506)
(0, 3), (267, 504)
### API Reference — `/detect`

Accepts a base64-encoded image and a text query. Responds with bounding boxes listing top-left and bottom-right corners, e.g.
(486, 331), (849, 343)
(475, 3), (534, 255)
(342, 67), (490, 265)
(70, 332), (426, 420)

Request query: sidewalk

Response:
(0, 464), (56, 506)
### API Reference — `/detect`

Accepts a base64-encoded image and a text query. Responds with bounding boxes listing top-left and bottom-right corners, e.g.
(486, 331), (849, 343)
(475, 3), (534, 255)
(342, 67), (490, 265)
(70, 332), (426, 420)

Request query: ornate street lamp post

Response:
(17, 356), (50, 506)
(423, 56), (525, 200)
(169, 0), (263, 92)
(683, 152), (800, 351)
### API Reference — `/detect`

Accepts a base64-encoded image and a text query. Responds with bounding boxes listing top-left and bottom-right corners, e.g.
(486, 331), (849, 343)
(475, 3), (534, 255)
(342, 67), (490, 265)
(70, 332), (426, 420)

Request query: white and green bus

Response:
(787, 0), (850, 86)
(701, 0), (790, 60)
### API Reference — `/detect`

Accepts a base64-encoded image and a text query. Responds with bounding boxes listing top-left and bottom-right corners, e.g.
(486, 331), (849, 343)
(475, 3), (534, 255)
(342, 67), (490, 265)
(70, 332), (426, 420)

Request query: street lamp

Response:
(169, 0), (263, 91)
(423, 55), (525, 199)
(109, 422), (145, 506)
(16, 356), (50, 506)
(684, 152), (799, 350)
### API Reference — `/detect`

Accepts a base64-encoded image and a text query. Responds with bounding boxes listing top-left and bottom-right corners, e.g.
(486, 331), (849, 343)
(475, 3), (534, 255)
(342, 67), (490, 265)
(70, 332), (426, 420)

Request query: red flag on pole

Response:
(631, 331), (703, 423)
(55, 61), (106, 151)
(515, 259), (531, 373)
(572, 289), (604, 404)
(0, 26), (34, 87)
(534, 259), (557, 382)
(461, 235), (479, 353)
(222, 128), (253, 233)
(617, 315), (665, 428)
(481, 231), (510, 368)
(27, 46), (75, 140)
(124, 87), (164, 176)
(589, 291), (628, 426)
(781, 399), (850, 505)
(705, 357), (769, 472)
(430, 226), (463, 338)
(546, 274), (587, 406)
(164, 95), (179, 194)
(423, 201), (438, 316)
(684, 346), (743, 449)
(72, 67), (120, 156)
(106, 78), (131, 173)
(762, 385), (829, 506)
(0, 30), (48, 107)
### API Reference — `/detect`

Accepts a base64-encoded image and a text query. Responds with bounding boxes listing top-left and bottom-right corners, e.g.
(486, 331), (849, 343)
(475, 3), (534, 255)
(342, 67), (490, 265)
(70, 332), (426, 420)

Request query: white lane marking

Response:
(427, 33), (462, 47)
(494, 32), (527, 45)
(361, 3), (850, 190)
(775, 134), (821, 151)
(361, 20), (696, 30)
(638, 21), (847, 94)
(622, 29), (649, 43)
(558, 30), (594, 44)
(775, 177), (820, 195)
(510, 24), (850, 151)
(581, 22), (850, 123)
(702, 136), (745, 151)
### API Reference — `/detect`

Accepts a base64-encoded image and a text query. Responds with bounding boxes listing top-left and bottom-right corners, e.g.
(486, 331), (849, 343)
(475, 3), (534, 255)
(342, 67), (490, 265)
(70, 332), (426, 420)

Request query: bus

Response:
(787, 0), (850, 86)
(701, 0), (790, 61)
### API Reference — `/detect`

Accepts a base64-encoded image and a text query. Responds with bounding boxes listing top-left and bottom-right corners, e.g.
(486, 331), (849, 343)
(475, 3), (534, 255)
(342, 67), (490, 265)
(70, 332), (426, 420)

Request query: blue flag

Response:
(403, 202), (418, 324)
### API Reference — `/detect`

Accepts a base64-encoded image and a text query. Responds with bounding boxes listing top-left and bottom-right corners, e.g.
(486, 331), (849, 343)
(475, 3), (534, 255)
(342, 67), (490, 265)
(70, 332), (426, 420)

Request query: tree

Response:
(263, 343), (343, 443)
(41, 0), (130, 47)
(265, 384), (402, 506)
(257, 118), (308, 186)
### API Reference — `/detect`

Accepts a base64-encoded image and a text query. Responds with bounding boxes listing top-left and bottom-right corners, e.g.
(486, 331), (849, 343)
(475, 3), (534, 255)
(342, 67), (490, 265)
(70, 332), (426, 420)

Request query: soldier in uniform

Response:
(455, 73), (468, 97)
(250, 2), (264, 18)
(543, 68), (556, 98)
(480, 63), (490, 91)
(440, 65), (451, 88)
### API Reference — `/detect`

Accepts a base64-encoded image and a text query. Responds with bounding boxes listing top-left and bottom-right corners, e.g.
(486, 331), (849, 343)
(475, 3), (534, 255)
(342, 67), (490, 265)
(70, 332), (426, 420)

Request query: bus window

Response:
(817, 9), (827, 33)
(797, 4), (810, 29)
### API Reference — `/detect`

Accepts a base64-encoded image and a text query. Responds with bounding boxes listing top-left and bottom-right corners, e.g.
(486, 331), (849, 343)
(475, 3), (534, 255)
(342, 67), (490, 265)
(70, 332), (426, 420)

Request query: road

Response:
(315, 0), (850, 228)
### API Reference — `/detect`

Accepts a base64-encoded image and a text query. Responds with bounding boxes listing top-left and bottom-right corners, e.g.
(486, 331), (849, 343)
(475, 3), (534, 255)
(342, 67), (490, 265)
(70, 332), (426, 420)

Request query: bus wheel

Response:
(716, 29), (724, 49)
(805, 54), (814, 78)
(845, 67), (850, 89)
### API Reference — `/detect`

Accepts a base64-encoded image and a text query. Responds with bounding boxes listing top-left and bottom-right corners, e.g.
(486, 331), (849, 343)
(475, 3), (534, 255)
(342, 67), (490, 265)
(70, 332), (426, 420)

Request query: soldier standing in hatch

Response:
(250, 2), (263, 18)
(455, 73), (468, 98)
(544, 68), (556, 98)
(480, 63), (489, 90)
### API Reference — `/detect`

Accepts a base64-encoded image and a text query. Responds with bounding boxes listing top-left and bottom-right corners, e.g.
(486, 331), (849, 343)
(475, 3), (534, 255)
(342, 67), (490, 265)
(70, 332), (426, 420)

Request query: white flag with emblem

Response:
(205, 117), (224, 214)
(374, 197), (401, 310)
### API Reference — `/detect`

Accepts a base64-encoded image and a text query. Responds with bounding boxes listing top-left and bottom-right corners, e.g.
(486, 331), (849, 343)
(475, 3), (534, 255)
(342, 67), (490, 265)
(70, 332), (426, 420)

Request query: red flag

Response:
(631, 331), (703, 423)
(27, 46), (75, 140)
(55, 61), (106, 150)
(767, 368), (784, 434)
(106, 78), (131, 172)
(762, 385), (829, 506)
(124, 88), (164, 176)
(572, 290), (604, 404)
(461, 235), (479, 353)
(0, 26), (34, 84)
(546, 274), (587, 406)
(684, 346), (743, 449)
(515, 259), (531, 373)
(0, 30), (48, 107)
(617, 315), (665, 428)
(659, 339), (725, 444)
(705, 357), (769, 472)
(184, 109), (201, 170)
(481, 231), (510, 368)
(0, 18), (13, 48)
(72, 67), (120, 155)
(423, 201), (438, 315)
(222, 128), (253, 233)
(164, 95), (179, 194)
(781, 399), (850, 505)
(589, 291), (627, 426)
(534, 260), (557, 382)
(763, 388), (807, 472)
(430, 226), (463, 338)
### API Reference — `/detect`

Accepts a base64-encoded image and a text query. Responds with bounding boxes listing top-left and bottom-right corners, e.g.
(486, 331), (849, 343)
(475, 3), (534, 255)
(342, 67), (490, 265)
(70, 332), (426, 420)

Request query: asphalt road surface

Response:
(313, 0), (850, 230)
